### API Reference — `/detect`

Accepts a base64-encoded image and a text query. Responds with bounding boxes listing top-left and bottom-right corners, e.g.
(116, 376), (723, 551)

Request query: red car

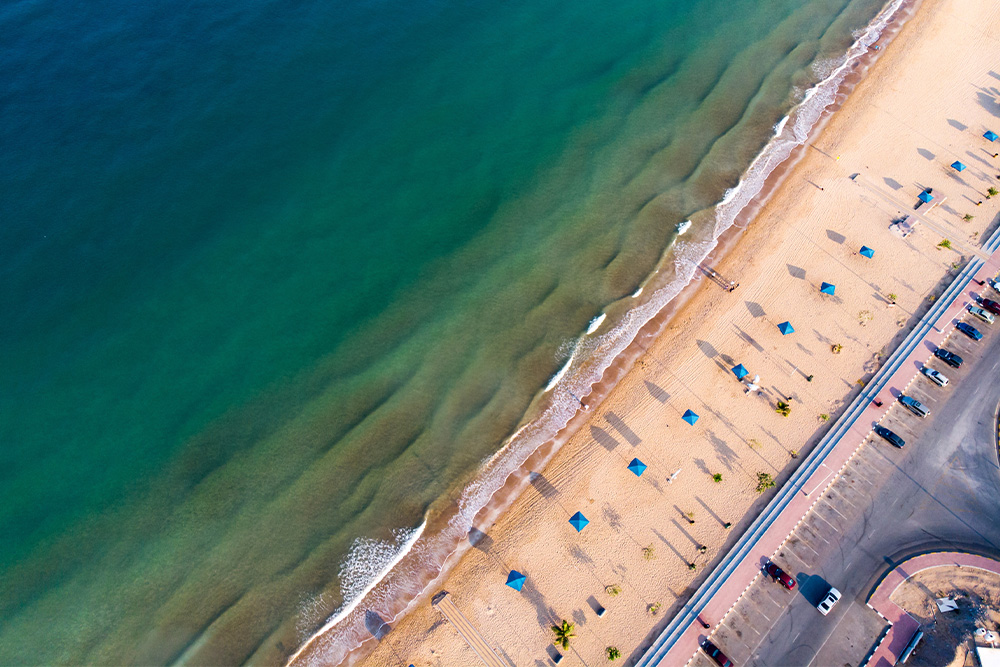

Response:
(765, 562), (796, 590)
(701, 640), (733, 667)
(980, 298), (1000, 315)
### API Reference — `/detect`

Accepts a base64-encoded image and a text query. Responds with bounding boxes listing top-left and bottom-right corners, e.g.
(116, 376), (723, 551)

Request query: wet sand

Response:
(313, 0), (1000, 664)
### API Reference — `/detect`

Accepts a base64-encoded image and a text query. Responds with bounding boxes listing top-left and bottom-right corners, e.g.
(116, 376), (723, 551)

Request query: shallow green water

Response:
(0, 0), (888, 662)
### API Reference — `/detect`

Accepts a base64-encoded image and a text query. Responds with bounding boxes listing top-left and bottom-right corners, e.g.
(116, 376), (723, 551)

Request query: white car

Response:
(817, 587), (841, 615)
(921, 367), (949, 387)
(968, 306), (995, 324)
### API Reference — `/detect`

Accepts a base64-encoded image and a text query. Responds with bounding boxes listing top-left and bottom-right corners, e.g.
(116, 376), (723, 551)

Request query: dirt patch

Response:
(889, 566), (1000, 667)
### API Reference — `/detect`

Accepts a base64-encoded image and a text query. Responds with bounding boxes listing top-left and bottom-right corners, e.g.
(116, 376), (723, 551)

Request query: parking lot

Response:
(689, 305), (996, 667)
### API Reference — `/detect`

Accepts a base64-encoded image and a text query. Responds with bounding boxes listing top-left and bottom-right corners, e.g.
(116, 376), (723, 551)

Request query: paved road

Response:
(696, 314), (1000, 667)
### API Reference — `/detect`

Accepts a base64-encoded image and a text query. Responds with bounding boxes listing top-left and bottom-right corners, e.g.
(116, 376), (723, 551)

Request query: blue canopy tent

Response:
(918, 191), (934, 203)
(506, 570), (526, 591)
(682, 409), (699, 425)
(569, 511), (589, 532)
(731, 363), (749, 379)
(777, 321), (795, 335)
(860, 245), (875, 258)
(820, 282), (836, 295)
(951, 161), (967, 172)
(985, 130), (998, 142)
(627, 458), (647, 477)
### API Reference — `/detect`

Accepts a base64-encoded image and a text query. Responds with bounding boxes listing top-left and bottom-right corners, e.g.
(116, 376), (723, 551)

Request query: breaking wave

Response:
(287, 0), (910, 664)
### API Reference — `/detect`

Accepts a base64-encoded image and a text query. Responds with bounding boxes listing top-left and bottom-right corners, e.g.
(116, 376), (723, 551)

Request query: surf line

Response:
(284, 520), (427, 667)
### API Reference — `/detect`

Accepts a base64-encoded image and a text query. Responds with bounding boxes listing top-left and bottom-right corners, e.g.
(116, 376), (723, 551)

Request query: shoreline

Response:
(287, 1), (925, 664)
(287, 1), (926, 664)
(347, 0), (1000, 659)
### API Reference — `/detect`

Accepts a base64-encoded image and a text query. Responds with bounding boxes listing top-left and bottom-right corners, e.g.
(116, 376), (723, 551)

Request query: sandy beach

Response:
(305, 0), (1000, 664)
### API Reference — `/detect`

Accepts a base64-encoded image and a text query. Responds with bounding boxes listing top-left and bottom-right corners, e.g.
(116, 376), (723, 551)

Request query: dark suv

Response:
(957, 322), (983, 340)
(874, 425), (905, 448)
(934, 348), (963, 368)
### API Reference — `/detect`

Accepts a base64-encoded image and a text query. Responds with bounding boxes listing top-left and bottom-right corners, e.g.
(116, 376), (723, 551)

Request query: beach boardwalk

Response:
(431, 591), (509, 667)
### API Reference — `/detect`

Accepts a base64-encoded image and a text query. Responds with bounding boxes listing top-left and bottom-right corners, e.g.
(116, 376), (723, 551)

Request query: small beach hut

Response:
(985, 130), (998, 142)
(682, 409), (699, 425)
(777, 321), (795, 335)
(731, 363), (749, 379)
(627, 458), (647, 477)
(820, 282), (836, 295)
(951, 161), (967, 172)
(569, 511), (589, 532)
(860, 245), (875, 258)
(506, 570), (526, 591)
(918, 191), (934, 203)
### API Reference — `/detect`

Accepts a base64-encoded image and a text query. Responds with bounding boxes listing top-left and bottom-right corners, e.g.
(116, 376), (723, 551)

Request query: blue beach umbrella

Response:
(951, 161), (967, 172)
(860, 245), (875, 258)
(820, 282), (836, 295)
(918, 191), (934, 203)
(731, 363), (749, 379)
(627, 458), (647, 477)
(569, 512), (589, 532)
(506, 570), (526, 591)
(985, 130), (999, 142)
(682, 409), (699, 425)
(777, 321), (795, 335)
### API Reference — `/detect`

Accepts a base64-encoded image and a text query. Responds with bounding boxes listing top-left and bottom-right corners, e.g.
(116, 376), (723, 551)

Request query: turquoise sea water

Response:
(0, 0), (890, 663)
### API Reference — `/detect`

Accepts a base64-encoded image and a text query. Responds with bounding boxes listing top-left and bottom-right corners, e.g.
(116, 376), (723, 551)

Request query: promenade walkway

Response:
(864, 552), (1000, 667)
(636, 226), (1000, 667)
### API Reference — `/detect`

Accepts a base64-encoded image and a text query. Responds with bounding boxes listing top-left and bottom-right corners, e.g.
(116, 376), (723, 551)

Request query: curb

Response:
(636, 226), (1000, 667)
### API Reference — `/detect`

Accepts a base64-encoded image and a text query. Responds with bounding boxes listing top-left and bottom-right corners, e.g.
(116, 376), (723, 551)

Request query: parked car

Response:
(921, 367), (949, 387)
(979, 298), (1000, 315)
(988, 277), (1000, 293)
(968, 306), (995, 324)
(874, 425), (905, 448)
(899, 395), (930, 418)
(700, 640), (733, 667)
(934, 348), (963, 368)
(764, 562), (796, 590)
(957, 322), (983, 340)
(816, 587), (842, 615)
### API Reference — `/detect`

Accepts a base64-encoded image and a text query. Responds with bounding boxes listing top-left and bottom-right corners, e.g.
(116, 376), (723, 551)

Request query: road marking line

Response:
(811, 509), (842, 534)
(825, 486), (863, 513)
(821, 500), (852, 523)
(801, 521), (832, 544)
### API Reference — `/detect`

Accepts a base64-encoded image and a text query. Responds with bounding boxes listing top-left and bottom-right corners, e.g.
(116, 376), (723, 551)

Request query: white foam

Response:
(286, 523), (425, 666)
(676, 220), (692, 235)
(288, 2), (911, 663)
(586, 313), (607, 334)
(544, 345), (577, 392)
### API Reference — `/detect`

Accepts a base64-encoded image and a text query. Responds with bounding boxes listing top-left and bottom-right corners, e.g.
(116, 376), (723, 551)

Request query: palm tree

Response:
(552, 620), (575, 650)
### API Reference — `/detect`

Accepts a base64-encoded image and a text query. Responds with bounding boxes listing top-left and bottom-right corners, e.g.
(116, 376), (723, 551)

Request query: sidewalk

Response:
(864, 552), (1000, 667)
(637, 232), (1000, 667)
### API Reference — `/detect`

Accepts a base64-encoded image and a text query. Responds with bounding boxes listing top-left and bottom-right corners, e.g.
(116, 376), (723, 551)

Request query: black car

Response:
(956, 322), (983, 340)
(874, 425), (905, 448)
(701, 640), (734, 667)
(934, 348), (963, 368)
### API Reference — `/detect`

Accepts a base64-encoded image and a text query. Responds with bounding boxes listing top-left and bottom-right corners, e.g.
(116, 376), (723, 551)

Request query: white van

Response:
(968, 306), (995, 324)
